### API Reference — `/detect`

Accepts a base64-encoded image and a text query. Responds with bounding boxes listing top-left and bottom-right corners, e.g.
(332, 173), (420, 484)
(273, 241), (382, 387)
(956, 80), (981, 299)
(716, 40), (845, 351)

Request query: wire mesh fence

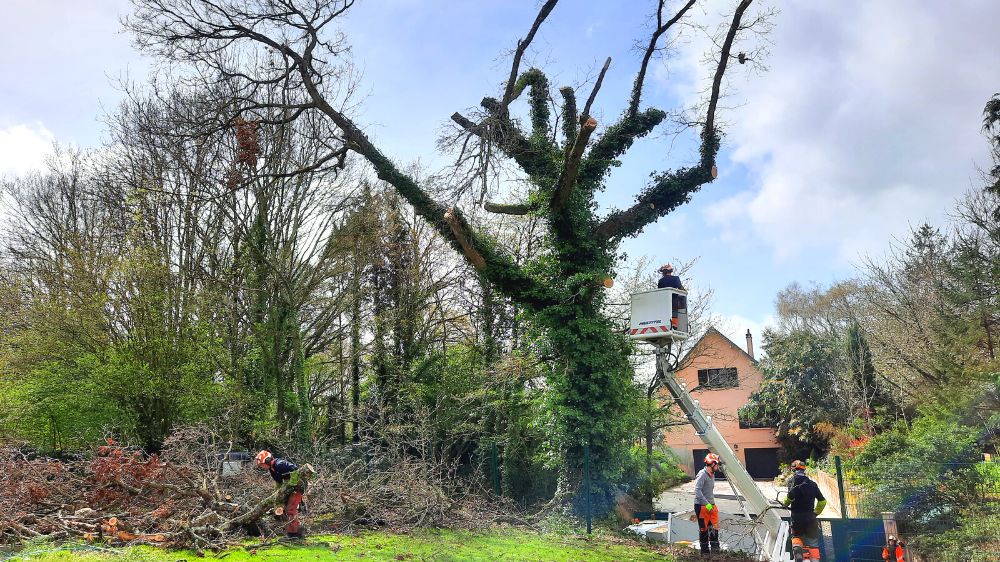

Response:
(833, 459), (999, 562)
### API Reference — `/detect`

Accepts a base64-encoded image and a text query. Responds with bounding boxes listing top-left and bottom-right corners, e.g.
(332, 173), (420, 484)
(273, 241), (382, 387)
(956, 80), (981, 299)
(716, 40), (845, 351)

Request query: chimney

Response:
(745, 329), (755, 360)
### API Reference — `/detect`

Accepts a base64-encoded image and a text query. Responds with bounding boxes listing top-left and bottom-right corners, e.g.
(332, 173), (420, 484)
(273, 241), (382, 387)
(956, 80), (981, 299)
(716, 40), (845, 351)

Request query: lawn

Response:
(4, 529), (703, 562)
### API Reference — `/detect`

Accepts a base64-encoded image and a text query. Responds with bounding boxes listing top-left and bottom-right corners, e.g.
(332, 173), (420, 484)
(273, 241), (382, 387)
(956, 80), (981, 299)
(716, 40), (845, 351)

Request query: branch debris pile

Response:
(0, 426), (520, 550)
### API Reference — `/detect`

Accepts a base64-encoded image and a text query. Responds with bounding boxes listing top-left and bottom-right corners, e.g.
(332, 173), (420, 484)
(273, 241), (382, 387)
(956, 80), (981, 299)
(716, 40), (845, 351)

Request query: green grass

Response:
(4, 529), (688, 562)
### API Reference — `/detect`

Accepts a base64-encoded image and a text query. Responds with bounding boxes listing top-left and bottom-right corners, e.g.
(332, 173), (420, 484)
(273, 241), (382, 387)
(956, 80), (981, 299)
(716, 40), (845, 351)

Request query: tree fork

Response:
(551, 117), (597, 212)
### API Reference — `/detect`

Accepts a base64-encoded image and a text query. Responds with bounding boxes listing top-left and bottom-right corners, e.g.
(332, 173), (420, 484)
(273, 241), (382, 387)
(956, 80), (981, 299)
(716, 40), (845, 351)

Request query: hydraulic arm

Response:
(654, 344), (790, 561)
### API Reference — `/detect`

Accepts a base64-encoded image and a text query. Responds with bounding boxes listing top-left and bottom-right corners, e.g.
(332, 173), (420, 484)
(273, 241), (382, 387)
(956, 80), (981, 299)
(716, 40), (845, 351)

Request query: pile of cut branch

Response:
(0, 425), (522, 551)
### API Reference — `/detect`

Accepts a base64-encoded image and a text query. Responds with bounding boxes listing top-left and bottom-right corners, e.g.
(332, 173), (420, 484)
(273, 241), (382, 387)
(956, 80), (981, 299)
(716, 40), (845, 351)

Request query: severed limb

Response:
(444, 207), (486, 270)
(483, 201), (536, 215)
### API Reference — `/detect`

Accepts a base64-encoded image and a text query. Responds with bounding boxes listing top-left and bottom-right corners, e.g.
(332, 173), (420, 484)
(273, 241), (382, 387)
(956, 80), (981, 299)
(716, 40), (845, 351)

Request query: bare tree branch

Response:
(581, 57), (612, 123)
(501, 0), (559, 110)
(627, 0), (697, 118)
(595, 0), (753, 240)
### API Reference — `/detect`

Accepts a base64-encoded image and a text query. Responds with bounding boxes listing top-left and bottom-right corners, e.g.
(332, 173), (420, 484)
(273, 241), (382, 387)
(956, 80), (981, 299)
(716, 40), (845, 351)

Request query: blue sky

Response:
(3, 0), (1000, 347)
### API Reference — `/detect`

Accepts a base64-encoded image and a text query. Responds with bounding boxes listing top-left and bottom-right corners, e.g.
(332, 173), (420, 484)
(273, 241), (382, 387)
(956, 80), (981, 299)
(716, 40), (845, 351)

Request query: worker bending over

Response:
(255, 450), (306, 539)
(694, 453), (722, 556)
(783, 460), (827, 561)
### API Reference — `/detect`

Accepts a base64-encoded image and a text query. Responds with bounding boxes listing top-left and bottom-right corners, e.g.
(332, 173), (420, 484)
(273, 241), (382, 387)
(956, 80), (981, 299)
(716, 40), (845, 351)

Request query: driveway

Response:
(654, 478), (786, 516)
(643, 479), (788, 553)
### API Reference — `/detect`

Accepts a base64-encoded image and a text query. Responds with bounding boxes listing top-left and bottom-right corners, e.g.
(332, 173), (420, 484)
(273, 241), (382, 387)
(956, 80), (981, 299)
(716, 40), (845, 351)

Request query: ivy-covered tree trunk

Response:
(543, 305), (637, 504)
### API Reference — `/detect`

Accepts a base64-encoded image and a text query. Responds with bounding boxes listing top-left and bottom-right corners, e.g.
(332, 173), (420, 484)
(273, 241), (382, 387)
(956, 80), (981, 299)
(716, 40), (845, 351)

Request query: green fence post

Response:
(584, 443), (592, 535)
(490, 442), (500, 495)
(835, 455), (848, 519)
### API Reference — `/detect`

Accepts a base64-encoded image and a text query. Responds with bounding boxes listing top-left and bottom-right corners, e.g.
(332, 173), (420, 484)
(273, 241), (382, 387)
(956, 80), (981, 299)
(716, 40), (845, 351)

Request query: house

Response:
(662, 327), (782, 479)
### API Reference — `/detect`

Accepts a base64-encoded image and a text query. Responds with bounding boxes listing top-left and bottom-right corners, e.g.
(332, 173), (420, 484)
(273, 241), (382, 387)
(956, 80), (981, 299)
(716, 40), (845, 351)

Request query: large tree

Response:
(127, 0), (763, 499)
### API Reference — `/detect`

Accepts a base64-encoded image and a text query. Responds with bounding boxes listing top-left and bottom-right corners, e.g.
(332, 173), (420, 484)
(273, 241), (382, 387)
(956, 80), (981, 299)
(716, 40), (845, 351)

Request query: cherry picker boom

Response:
(630, 287), (792, 561)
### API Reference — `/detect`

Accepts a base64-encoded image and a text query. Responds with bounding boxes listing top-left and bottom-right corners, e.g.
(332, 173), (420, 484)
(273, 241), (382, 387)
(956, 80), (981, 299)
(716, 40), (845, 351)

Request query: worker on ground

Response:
(255, 450), (305, 539)
(694, 452), (722, 555)
(882, 535), (905, 561)
(783, 460), (827, 561)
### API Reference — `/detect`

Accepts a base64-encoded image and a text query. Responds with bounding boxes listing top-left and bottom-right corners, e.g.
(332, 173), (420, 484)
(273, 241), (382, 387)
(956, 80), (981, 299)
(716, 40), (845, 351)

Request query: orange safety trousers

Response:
(284, 490), (303, 534)
(697, 505), (719, 529)
(792, 537), (821, 560)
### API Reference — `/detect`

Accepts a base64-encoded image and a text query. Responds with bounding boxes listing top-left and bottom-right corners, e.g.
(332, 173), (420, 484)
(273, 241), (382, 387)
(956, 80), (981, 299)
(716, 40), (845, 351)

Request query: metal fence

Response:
(838, 460), (999, 518)
(820, 458), (999, 561)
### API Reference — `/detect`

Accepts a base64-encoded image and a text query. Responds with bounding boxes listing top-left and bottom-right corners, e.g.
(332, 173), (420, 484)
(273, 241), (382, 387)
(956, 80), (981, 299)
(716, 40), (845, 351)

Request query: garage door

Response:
(744, 448), (780, 479)
(692, 448), (725, 479)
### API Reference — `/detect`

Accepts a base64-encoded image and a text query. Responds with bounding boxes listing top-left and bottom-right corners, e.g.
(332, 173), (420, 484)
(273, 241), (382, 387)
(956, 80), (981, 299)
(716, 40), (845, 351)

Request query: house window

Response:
(739, 418), (775, 429)
(697, 367), (738, 388)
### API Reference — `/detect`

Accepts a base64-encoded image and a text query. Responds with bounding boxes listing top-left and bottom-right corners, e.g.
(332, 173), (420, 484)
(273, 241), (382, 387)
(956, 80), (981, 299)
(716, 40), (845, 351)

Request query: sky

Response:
(3, 0), (1000, 348)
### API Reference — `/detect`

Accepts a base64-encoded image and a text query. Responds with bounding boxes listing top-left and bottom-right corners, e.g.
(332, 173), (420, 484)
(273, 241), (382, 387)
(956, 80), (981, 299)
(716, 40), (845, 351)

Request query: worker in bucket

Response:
(882, 535), (905, 561)
(255, 450), (305, 539)
(783, 460), (827, 561)
(694, 452), (722, 555)
(657, 263), (683, 289)
(657, 264), (686, 329)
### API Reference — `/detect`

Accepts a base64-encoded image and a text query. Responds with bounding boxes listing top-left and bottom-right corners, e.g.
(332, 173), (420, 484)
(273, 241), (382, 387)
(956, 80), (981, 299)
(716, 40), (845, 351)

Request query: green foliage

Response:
(0, 356), (122, 450)
(1, 327), (226, 452)
(407, 345), (557, 504)
(846, 413), (997, 559)
(983, 93), (1000, 208)
(742, 328), (848, 457)
(622, 445), (688, 505)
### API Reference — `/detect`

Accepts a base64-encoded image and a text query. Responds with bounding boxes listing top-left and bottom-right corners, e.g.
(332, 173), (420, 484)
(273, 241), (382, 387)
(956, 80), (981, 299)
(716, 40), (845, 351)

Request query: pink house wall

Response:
(661, 328), (781, 477)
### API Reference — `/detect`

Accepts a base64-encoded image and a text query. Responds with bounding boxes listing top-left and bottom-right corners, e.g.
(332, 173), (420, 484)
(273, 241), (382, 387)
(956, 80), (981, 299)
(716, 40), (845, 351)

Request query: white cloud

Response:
(666, 1), (1000, 263)
(714, 313), (776, 359)
(0, 123), (54, 177)
(656, 209), (690, 234)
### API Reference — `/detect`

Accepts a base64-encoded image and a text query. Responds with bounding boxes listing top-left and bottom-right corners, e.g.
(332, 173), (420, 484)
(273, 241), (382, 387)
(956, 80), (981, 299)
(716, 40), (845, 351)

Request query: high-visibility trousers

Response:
(284, 490), (303, 535)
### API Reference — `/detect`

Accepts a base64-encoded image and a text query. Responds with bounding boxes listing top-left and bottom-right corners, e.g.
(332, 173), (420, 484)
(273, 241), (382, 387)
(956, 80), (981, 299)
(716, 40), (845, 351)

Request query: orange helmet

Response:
(791, 460), (807, 471)
(704, 453), (721, 466)
(255, 450), (273, 467)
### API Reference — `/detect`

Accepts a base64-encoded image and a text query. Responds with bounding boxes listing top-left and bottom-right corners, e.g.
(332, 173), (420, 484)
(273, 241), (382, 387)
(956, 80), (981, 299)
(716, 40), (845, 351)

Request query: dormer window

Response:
(697, 367), (738, 389)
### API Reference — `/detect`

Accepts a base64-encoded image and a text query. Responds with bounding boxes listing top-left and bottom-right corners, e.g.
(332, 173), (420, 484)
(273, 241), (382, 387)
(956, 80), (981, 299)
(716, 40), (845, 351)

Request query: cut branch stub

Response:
(450, 112), (483, 136)
(484, 201), (535, 215)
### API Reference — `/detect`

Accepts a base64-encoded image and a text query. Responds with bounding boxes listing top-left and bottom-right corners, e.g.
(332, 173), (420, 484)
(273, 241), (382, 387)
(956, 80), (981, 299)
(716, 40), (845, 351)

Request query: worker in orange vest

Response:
(882, 535), (905, 561)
